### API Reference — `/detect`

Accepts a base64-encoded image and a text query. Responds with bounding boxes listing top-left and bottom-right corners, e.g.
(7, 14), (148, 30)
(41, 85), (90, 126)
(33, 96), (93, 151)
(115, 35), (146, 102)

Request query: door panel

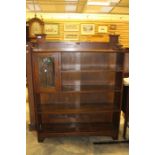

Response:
(33, 53), (60, 92)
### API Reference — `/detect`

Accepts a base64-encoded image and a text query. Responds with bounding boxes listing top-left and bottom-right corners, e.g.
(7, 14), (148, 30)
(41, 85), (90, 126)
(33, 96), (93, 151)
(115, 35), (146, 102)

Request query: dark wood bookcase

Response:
(28, 42), (126, 142)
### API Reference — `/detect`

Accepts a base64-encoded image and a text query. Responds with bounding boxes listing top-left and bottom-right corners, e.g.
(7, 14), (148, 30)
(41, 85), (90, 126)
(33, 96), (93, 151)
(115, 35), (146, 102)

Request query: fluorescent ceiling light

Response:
(27, 4), (41, 11)
(34, 4), (41, 11)
(65, 0), (78, 1)
(101, 6), (113, 12)
(110, 0), (120, 5)
(111, 0), (120, 3)
(27, 4), (34, 11)
(87, 1), (110, 6)
(65, 5), (77, 11)
(87, 0), (120, 6)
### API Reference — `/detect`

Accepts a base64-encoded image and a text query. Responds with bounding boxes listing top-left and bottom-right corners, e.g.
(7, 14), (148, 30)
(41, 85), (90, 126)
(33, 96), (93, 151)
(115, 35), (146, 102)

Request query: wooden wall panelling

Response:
(43, 20), (128, 47)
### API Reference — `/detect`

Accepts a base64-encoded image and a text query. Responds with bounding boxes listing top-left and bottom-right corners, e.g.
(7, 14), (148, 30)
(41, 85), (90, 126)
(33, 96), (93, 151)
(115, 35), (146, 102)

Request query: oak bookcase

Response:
(28, 41), (126, 142)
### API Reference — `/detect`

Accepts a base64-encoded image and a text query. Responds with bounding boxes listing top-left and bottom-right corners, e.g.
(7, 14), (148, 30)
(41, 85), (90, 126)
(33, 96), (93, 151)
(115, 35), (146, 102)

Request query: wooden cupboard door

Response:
(33, 53), (60, 92)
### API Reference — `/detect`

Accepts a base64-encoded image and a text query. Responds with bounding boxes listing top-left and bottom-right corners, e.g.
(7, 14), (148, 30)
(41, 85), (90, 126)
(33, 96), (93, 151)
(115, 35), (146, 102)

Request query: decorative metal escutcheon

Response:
(42, 57), (53, 64)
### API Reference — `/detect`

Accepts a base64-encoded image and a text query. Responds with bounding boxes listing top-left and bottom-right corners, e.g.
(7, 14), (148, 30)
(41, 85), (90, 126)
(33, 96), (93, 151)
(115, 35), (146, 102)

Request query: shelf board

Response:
(61, 69), (123, 73)
(37, 103), (120, 114)
(39, 130), (113, 137)
(61, 82), (121, 92)
(61, 89), (121, 93)
(62, 81), (114, 85)
(41, 112), (113, 124)
(41, 122), (114, 133)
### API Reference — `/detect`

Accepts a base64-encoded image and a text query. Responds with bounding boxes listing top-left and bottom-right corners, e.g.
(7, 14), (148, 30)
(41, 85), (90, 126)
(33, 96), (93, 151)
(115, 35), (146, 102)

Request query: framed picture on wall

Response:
(81, 24), (95, 35)
(98, 26), (108, 33)
(44, 23), (59, 35)
(64, 33), (79, 41)
(64, 23), (79, 31)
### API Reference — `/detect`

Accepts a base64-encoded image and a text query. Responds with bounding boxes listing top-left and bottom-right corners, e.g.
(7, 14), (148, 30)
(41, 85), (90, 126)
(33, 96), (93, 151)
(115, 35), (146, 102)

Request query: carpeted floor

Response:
(26, 88), (129, 155)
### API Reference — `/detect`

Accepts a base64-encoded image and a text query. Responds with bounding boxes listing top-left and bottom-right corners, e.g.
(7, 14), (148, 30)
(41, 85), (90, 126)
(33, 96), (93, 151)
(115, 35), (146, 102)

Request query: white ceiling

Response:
(26, 0), (129, 14)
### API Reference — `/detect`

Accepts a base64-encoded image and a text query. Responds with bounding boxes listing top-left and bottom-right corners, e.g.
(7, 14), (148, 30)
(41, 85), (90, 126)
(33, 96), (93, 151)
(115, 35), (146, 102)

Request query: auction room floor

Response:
(26, 88), (129, 155)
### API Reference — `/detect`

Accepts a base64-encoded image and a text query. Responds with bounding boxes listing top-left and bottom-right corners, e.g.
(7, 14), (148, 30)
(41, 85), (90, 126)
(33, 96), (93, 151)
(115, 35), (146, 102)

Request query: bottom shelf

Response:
(40, 122), (113, 133)
(41, 112), (113, 124)
(38, 131), (114, 137)
(38, 130), (114, 138)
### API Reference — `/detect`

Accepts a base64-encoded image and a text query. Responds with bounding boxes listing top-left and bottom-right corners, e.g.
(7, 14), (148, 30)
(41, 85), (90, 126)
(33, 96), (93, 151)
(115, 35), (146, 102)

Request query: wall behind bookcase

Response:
(29, 19), (129, 48)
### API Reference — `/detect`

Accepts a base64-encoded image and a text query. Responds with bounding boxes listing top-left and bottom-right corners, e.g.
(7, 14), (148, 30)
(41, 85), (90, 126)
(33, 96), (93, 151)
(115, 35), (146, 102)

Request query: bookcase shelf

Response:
(62, 84), (117, 92)
(61, 69), (124, 72)
(38, 103), (120, 114)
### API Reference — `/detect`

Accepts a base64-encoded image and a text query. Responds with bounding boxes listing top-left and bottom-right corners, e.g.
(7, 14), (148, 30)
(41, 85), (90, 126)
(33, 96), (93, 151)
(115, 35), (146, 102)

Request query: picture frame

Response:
(81, 24), (95, 35)
(64, 33), (79, 41)
(98, 26), (108, 33)
(44, 23), (59, 35)
(64, 23), (79, 31)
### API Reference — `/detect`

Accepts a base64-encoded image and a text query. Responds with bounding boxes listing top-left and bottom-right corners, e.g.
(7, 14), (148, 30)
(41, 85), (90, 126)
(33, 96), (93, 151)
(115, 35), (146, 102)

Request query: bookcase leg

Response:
(38, 136), (45, 143)
(123, 120), (127, 139)
(28, 123), (36, 131)
(112, 132), (118, 140)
